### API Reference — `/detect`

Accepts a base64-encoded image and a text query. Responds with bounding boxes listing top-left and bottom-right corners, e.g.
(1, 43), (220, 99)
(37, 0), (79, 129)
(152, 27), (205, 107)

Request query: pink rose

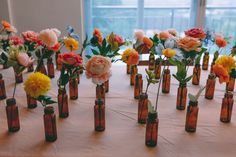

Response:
(16, 53), (34, 67)
(185, 28), (206, 40)
(114, 34), (124, 45)
(22, 31), (38, 42)
(85, 55), (112, 84)
(57, 52), (83, 67)
(38, 28), (59, 47)
(134, 30), (144, 41)
(9, 36), (24, 46)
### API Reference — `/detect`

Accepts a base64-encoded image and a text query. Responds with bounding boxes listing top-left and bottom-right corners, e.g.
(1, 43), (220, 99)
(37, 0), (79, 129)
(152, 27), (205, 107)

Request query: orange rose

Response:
(177, 36), (201, 52)
(127, 51), (139, 65)
(1, 20), (17, 33)
(57, 52), (83, 66)
(49, 42), (61, 52)
(143, 37), (153, 49)
(185, 28), (206, 40)
(215, 36), (227, 48)
(159, 31), (171, 40)
(213, 64), (229, 83)
(93, 28), (103, 45)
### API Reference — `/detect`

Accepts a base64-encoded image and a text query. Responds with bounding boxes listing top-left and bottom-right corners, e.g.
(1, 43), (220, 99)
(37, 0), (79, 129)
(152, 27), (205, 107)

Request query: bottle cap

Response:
(140, 92), (148, 99)
(6, 98), (16, 106)
(95, 99), (104, 105)
(44, 106), (54, 114)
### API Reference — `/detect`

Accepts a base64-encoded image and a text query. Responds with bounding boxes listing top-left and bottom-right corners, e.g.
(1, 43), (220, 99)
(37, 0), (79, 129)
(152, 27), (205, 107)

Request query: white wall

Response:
(0, 0), (85, 40)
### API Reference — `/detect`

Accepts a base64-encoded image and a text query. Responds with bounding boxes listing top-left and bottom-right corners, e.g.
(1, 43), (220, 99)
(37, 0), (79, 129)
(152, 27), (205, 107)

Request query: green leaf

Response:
(91, 49), (100, 55)
(188, 93), (197, 102)
(184, 75), (193, 83)
(148, 100), (155, 113)
(86, 55), (91, 59)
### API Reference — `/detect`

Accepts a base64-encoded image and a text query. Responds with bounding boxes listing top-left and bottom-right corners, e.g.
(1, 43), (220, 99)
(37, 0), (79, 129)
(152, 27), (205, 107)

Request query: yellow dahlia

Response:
(24, 72), (51, 98)
(64, 37), (79, 51)
(215, 55), (236, 73)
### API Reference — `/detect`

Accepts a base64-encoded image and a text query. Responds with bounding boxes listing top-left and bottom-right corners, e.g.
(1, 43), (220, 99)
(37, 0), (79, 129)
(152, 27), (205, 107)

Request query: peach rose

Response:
(93, 28), (103, 45)
(159, 31), (171, 40)
(185, 28), (206, 40)
(38, 28), (58, 47)
(85, 55), (111, 84)
(177, 36), (201, 52)
(16, 53), (34, 67)
(9, 36), (24, 46)
(213, 64), (229, 83)
(215, 36), (227, 48)
(57, 52), (83, 66)
(143, 37), (153, 49)
(22, 31), (38, 42)
(134, 30), (145, 41)
(168, 29), (177, 36)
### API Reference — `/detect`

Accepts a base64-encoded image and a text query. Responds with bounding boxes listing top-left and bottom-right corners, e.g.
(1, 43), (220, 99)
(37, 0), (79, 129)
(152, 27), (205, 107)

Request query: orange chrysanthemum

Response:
(213, 64), (229, 84)
(143, 37), (153, 49)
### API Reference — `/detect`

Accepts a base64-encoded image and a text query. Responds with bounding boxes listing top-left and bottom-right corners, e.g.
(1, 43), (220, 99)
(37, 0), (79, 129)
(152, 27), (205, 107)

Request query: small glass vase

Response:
(0, 74), (6, 100)
(47, 57), (55, 78)
(26, 94), (37, 109)
(138, 93), (148, 124)
(130, 65), (138, 86)
(185, 101), (199, 132)
(176, 83), (187, 110)
(162, 69), (171, 93)
(148, 53), (155, 70)
(134, 74), (143, 99)
(6, 98), (20, 132)
(192, 64), (201, 85)
(69, 78), (78, 100)
(205, 74), (216, 99)
(202, 52), (209, 70)
(220, 92), (234, 123)
(104, 80), (109, 93)
(96, 84), (105, 104)
(154, 58), (161, 79)
(126, 64), (131, 74)
(94, 99), (105, 131)
(44, 106), (57, 142)
(145, 112), (158, 147)
(58, 88), (69, 118)
(226, 76), (235, 92)
(14, 72), (23, 84)
(37, 60), (47, 75)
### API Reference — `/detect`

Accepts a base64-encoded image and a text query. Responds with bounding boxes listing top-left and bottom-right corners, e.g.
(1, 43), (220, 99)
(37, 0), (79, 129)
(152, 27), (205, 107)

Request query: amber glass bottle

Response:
(104, 80), (109, 93)
(154, 58), (161, 79)
(162, 69), (171, 93)
(94, 99), (105, 131)
(0, 74), (6, 100)
(69, 78), (78, 100)
(127, 64), (131, 74)
(205, 74), (216, 99)
(6, 98), (20, 132)
(27, 53), (34, 72)
(26, 94), (37, 109)
(210, 62), (215, 74)
(176, 83), (187, 110)
(44, 106), (57, 142)
(192, 64), (201, 85)
(134, 74), (143, 99)
(47, 57), (55, 78)
(14, 72), (23, 84)
(58, 88), (69, 118)
(226, 76), (235, 92)
(220, 92), (234, 123)
(130, 65), (138, 86)
(37, 60), (47, 75)
(145, 112), (158, 147)
(138, 93), (148, 124)
(148, 52), (155, 70)
(185, 101), (199, 132)
(96, 84), (105, 104)
(202, 52), (209, 70)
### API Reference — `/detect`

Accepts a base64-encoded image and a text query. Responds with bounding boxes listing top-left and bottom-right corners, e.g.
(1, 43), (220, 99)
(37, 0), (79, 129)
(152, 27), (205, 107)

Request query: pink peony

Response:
(22, 31), (38, 42)
(16, 53), (34, 67)
(134, 30), (144, 41)
(9, 36), (24, 46)
(38, 28), (59, 47)
(85, 55), (112, 84)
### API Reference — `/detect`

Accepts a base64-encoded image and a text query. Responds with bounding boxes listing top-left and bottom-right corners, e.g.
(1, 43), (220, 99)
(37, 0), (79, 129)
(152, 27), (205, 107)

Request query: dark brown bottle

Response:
(226, 76), (235, 92)
(202, 52), (209, 70)
(3, 63), (8, 69)
(26, 94), (37, 109)
(138, 93), (148, 124)
(104, 80), (109, 93)
(77, 70), (80, 84)
(37, 60), (47, 75)
(148, 52), (155, 70)
(210, 62), (215, 74)
(44, 106), (57, 142)
(176, 83), (187, 110)
(69, 78), (78, 100)
(185, 101), (199, 132)
(205, 74), (216, 99)
(14, 72), (23, 84)
(134, 74), (143, 99)
(154, 58), (161, 79)
(27, 53), (34, 72)
(58, 88), (69, 118)
(220, 92), (234, 123)
(94, 99), (105, 131)
(162, 69), (171, 93)
(6, 98), (20, 132)
(130, 65), (138, 86)
(47, 57), (55, 78)
(0, 74), (6, 100)
(192, 64), (201, 85)
(145, 112), (158, 147)
(127, 64), (131, 74)
(213, 51), (219, 63)
(96, 84), (105, 104)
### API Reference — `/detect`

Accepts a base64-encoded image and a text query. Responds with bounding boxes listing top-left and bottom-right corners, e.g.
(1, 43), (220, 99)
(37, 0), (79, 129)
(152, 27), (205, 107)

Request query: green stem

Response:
(145, 83), (150, 94)
(12, 81), (17, 98)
